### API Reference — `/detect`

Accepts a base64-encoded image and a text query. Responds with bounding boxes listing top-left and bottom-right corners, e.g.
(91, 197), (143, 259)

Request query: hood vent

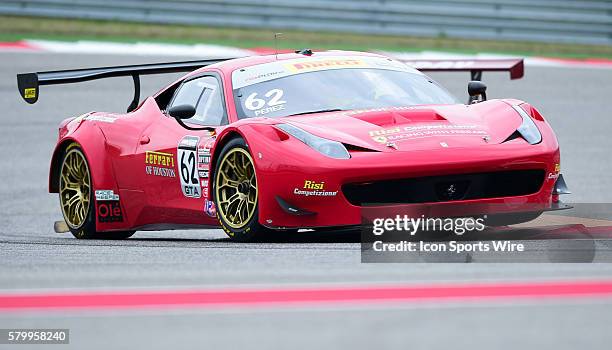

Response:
(343, 143), (379, 152)
(350, 109), (445, 128)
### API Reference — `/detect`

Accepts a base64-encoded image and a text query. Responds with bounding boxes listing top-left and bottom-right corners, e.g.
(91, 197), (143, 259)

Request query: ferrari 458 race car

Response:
(17, 50), (570, 241)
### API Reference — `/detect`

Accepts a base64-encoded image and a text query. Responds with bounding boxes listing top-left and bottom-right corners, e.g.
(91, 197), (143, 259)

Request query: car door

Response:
(137, 74), (227, 226)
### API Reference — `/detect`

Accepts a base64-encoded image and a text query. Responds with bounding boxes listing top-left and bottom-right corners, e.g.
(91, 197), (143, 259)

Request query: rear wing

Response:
(398, 58), (524, 81)
(17, 56), (524, 112)
(17, 58), (232, 112)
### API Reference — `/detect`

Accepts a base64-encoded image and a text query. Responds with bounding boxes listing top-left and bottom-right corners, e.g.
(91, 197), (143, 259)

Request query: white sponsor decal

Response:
(85, 115), (117, 123)
(294, 180), (337, 197)
(244, 88), (287, 116)
(95, 190), (119, 201)
(232, 56), (421, 89)
(146, 166), (176, 178)
(404, 61), (477, 69)
(369, 124), (487, 143)
(293, 188), (338, 197)
(178, 136), (201, 198)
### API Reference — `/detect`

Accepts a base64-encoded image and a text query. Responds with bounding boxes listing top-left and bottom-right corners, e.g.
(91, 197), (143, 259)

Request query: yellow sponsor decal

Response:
(145, 151), (175, 167)
(369, 127), (402, 143)
(24, 88), (36, 99)
(369, 127), (401, 137)
(303, 180), (325, 190)
(294, 180), (337, 197)
(369, 124), (485, 143)
(372, 136), (388, 143)
(285, 59), (367, 73)
(554, 163), (561, 173)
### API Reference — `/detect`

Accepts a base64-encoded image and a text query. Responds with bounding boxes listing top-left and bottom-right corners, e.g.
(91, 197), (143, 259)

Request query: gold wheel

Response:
(215, 147), (258, 229)
(59, 146), (91, 229)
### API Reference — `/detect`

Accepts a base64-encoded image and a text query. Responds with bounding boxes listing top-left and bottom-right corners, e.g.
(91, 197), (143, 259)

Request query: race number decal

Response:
(244, 89), (286, 116)
(178, 136), (201, 198)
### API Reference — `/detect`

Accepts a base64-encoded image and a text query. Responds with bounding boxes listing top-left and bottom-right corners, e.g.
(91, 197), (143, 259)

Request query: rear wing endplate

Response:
(17, 58), (233, 112)
(398, 58), (524, 81)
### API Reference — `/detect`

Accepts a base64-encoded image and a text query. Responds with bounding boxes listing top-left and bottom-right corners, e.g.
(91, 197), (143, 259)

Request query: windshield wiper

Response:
(286, 109), (344, 117)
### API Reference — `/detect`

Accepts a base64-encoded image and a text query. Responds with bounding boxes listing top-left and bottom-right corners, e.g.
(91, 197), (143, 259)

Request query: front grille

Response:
(342, 170), (545, 206)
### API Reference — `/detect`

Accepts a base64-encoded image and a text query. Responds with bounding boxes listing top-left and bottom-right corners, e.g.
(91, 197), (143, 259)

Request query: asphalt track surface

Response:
(1, 52), (612, 349)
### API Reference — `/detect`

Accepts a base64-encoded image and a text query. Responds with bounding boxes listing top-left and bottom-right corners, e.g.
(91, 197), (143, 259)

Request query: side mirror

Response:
(468, 81), (487, 104)
(168, 104), (196, 119)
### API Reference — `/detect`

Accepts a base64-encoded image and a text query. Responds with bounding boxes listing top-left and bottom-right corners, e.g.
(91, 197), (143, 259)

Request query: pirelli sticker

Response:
(285, 59), (366, 73)
(232, 56), (420, 89)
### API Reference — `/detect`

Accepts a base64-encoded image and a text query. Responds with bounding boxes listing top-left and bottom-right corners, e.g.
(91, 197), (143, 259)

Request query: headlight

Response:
(276, 123), (350, 159)
(512, 104), (542, 145)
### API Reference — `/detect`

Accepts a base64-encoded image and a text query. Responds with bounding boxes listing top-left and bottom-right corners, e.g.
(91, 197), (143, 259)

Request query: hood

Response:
(279, 100), (524, 152)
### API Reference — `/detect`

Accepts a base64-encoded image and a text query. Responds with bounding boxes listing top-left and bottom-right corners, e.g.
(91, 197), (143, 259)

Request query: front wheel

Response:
(58, 143), (134, 239)
(213, 138), (265, 241)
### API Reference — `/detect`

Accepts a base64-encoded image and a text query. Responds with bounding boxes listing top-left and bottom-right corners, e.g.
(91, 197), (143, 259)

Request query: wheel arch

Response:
(208, 128), (246, 200)
(49, 139), (74, 193)
(209, 124), (284, 229)
(49, 124), (116, 195)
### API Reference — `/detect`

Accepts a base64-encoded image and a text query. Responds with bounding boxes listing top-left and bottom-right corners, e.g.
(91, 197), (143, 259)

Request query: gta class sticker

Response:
(178, 136), (201, 198)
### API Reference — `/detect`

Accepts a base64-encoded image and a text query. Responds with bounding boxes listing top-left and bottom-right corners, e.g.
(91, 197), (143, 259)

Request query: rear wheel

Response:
(214, 138), (264, 242)
(59, 143), (134, 239)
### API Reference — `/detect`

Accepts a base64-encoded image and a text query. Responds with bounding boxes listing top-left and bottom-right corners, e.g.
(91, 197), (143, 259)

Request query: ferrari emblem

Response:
(386, 142), (398, 150)
(446, 184), (457, 198)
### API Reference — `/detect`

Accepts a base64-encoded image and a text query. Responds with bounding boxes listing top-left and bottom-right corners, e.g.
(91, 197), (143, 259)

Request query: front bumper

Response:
(252, 135), (562, 229)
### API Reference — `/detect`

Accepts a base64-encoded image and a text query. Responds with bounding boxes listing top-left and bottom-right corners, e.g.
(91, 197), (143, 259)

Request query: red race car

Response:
(17, 50), (570, 241)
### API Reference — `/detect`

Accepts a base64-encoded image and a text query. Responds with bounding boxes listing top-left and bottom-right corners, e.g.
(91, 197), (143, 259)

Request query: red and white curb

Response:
(2, 39), (611, 69)
(1, 280), (611, 313)
(0, 39), (253, 58)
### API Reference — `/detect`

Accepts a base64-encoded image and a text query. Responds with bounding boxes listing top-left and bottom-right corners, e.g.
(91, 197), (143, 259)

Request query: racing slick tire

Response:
(213, 137), (266, 242)
(58, 143), (134, 240)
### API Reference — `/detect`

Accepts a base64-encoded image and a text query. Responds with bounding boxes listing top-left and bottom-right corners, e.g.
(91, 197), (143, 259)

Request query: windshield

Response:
(233, 66), (458, 119)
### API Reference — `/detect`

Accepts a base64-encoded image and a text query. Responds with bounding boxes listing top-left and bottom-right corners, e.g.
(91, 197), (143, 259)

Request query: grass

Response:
(1, 15), (611, 59)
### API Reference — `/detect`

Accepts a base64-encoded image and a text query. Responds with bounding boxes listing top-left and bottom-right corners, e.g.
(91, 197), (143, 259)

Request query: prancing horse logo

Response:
(446, 184), (457, 198)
